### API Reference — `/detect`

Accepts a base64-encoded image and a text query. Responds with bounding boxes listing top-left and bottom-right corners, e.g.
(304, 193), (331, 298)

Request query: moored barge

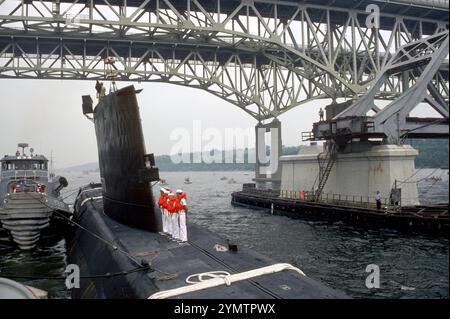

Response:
(231, 186), (448, 236)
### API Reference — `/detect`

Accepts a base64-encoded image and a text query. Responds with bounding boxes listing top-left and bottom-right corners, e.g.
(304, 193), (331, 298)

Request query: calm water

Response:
(0, 169), (448, 299)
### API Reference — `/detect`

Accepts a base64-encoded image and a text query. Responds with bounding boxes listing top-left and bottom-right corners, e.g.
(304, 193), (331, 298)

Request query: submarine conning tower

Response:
(82, 85), (160, 232)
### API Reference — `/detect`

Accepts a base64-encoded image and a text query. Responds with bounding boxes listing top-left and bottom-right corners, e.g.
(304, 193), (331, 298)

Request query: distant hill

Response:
(63, 140), (448, 172)
(64, 162), (100, 172)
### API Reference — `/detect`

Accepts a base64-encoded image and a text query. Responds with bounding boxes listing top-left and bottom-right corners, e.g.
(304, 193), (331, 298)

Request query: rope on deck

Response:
(148, 263), (306, 299)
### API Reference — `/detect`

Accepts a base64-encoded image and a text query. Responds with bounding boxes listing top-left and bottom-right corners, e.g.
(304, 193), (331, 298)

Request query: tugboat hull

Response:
(0, 191), (72, 250)
(0, 193), (53, 250)
(0, 144), (71, 250)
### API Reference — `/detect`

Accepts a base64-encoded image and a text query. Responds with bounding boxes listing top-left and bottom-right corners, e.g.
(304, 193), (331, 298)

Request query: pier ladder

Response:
(315, 144), (338, 201)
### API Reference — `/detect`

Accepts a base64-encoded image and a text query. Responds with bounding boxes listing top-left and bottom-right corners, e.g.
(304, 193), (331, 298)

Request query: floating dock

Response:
(231, 188), (449, 237)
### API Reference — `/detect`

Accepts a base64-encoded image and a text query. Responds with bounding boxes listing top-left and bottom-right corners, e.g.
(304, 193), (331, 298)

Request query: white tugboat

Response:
(0, 144), (71, 250)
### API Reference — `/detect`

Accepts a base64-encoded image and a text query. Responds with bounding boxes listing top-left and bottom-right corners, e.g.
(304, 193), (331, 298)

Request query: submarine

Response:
(67, 85), (347, 299)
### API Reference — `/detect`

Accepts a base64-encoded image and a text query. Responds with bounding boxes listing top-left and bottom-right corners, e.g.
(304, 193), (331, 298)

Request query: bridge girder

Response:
(312, 31), (449, 144)
(0, 0), (448, 121)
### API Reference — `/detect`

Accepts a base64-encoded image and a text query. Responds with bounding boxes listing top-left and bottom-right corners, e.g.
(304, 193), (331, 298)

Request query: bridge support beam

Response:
(254, 119), (282, 190)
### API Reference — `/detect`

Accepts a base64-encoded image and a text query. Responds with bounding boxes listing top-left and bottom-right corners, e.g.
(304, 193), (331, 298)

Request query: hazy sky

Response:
(0, 79), (332, 169)
(0, 78), (437, 169)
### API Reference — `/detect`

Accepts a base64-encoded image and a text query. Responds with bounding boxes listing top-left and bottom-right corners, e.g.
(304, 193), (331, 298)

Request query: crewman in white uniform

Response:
(167, 192), (177, 238)
(176, 189), (188, 243)
(157, 188), (168, 234)
(170, 191), (180, 241)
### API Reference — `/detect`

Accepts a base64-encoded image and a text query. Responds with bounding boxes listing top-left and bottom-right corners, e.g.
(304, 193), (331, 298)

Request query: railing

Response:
(242, 188), (280, 197)
(0, 170), (48, 181)
(279, 190), (390, 209)
(239, 185), (393, 210)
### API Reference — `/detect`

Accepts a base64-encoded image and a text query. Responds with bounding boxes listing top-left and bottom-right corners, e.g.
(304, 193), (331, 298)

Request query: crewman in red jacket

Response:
(168, 192), (180, 240)
(176, 189), (188, 243)
(158, 188), (168, 234)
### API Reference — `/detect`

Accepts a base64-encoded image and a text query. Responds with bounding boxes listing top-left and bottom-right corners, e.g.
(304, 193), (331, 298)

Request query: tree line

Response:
(155, 140), (448, 171)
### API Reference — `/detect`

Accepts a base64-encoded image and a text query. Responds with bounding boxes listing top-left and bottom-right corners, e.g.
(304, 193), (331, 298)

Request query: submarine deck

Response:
(68, 185), (347, 299)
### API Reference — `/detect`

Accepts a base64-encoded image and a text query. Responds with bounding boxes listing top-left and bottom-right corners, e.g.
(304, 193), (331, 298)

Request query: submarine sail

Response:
(91, 86), (159, 231)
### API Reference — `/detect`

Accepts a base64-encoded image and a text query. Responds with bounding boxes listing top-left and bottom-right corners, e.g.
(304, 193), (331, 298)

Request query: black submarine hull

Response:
(68, 86), (348, 299)
(67, 185), (158, 299)
(67, 184), (347, 299)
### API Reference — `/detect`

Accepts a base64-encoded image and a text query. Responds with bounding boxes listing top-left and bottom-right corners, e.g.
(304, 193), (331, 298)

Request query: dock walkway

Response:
(231, 189), (449, 237)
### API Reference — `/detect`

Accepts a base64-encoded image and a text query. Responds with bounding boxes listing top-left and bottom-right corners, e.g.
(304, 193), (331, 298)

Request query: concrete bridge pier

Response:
(254, 119), (282, 190)
(280, 142), (420, 206)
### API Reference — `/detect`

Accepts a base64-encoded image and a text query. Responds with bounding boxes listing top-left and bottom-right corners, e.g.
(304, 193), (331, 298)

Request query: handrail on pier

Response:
(279, 189), (390, 208)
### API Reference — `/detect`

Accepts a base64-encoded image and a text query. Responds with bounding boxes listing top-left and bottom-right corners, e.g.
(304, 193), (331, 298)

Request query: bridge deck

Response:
(52, 0), (449, 24)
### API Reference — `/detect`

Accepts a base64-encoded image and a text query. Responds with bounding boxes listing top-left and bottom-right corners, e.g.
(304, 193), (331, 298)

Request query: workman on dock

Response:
(375, 191), (382, 210)
(299, 190), (305, 200)
(175, 189), (188, 243)
(158, 188), (169, 235)
(319, 108), (325, 122)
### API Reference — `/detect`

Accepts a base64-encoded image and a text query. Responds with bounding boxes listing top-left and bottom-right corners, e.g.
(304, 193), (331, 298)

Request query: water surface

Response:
(0, 169), (448, 298)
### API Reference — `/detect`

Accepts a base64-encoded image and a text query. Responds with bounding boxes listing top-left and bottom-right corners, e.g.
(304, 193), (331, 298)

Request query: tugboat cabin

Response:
(0, 144), (49, 193)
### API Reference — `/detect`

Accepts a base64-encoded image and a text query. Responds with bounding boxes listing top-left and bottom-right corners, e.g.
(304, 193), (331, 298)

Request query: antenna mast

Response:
(50, 150), (55, 182)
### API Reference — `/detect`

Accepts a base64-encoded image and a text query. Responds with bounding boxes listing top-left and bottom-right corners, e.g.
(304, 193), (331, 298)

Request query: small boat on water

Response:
(159, 178), (168, 186)
(0, 144), (71, 250)
(220, 176), (227, 180)
(184, 177), (192, 184)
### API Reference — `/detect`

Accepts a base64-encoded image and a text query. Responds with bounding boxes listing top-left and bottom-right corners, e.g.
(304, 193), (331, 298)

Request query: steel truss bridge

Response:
(0, 0), (448, 138)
